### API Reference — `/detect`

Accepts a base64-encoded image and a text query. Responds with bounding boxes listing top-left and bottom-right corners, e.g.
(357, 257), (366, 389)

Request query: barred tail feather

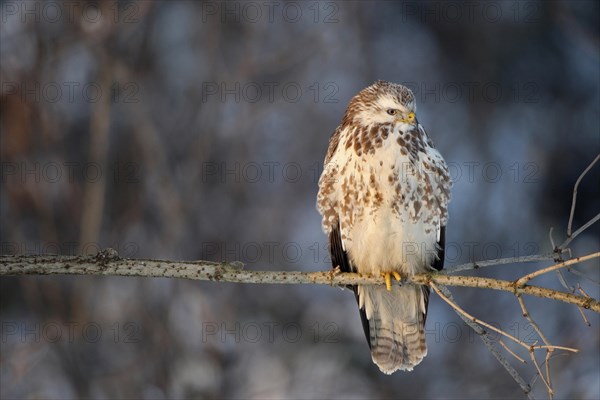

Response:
(358, 284), (427, 374)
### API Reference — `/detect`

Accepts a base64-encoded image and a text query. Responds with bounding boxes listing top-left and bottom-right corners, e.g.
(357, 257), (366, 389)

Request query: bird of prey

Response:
(316, 80), (451, 374)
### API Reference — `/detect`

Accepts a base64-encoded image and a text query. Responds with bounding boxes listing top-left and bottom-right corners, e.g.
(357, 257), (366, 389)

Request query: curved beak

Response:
(397, 112), (417, 125)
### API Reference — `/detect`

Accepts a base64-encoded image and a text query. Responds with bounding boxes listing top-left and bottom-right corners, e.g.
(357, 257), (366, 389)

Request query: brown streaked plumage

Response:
(317, 80), (451, 374)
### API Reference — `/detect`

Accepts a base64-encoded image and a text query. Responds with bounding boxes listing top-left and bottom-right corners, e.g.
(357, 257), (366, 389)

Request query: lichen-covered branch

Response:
(2, 250), (598, 313)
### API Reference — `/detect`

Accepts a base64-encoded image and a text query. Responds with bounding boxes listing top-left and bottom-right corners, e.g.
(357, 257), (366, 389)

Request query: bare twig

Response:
(576, 286), (592, 327)
(434, 284), (534, 399)
(562, 153), (600, 248)
(516, 253), (600, 287)
(517, 296), (552, 349)
(568, 268), (600, 285)
(499, 340), (527, 364)
(576, 305), (591, 327)
(431, 283), (578, 354)
(548, 227), (557, 251)
(432, 283), (580, 399)
(560, 212), (600, 251)
(578, 286), (592, 299)
(443, 253), (561, 274)
(432, 282), (535, 348)
(530, 349), (554, 398)
(517, 295), (554, 399)
(556, 269), (575, 292)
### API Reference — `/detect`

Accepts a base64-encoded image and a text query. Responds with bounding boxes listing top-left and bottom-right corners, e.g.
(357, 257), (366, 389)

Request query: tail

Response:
(357, 284), (428, 374)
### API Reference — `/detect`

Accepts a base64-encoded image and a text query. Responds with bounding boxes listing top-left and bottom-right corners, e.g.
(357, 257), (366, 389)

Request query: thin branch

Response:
(549, 227), (557, 250)
(433, 283), (577, 399)
(517, 295), (554, 399)
(578, 285), (592, 299)
(517, 295), (552, 347)
(530, 349), (554, 398)
(1, 252), (599, 313)
(560, 212), (600, 250)
(530, 352), (570, 391)
(499, 340), (527, 364)
(516, 253), (600, 287)
(568, 268), (600, 285)
(576, 286), (592, 327)
(431, 283), (577, 354)
(434, 284), (533, 399)
(565, 153), (600, 240)
(576, 305), (591, 327)
(556, 269), (575, 292)
(432, 283), (531, 347)
(443, 253), (561, 275)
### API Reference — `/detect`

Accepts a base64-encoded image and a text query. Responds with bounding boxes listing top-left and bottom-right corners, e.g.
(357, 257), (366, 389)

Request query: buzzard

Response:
(316, 80), (451, 373)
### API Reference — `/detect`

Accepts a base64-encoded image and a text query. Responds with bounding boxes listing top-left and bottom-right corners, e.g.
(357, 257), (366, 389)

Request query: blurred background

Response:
(1, 0), (599, 398)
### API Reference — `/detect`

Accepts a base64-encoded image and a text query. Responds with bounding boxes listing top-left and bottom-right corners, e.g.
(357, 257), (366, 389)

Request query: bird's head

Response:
(345, 80), (418, 130)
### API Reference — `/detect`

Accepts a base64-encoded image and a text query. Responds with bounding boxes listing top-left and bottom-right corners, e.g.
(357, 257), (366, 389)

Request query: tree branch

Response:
(434, 284), (534, 399)
(565, 153), (600, 243)
(443, 253), (563, 274)
(516, 252), (600, 287)
(2, 251), (598, 313)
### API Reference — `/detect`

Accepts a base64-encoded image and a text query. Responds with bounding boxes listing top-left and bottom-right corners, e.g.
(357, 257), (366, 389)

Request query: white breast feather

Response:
(326, 124), (443, 278)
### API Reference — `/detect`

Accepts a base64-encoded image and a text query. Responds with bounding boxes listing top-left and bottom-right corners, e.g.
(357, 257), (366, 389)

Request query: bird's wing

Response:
(422, 224), (446, 325)
(329, 221), (372, 349)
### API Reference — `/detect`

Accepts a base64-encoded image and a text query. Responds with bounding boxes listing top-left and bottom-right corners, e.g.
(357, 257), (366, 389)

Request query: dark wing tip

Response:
(432, 225), (446, 271)
(328, 222), (371, 348)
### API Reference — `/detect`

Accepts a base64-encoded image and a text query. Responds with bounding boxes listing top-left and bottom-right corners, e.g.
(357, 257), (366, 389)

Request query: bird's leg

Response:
(381, 271), (403, 291)
(381, 273), (392, 291)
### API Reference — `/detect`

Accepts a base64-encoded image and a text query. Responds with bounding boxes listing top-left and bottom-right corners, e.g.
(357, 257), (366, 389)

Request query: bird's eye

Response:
(386, 109), (398, 116)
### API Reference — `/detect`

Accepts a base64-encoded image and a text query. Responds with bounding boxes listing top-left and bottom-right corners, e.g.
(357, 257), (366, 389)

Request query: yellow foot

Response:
(381, 272), (403, 291)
